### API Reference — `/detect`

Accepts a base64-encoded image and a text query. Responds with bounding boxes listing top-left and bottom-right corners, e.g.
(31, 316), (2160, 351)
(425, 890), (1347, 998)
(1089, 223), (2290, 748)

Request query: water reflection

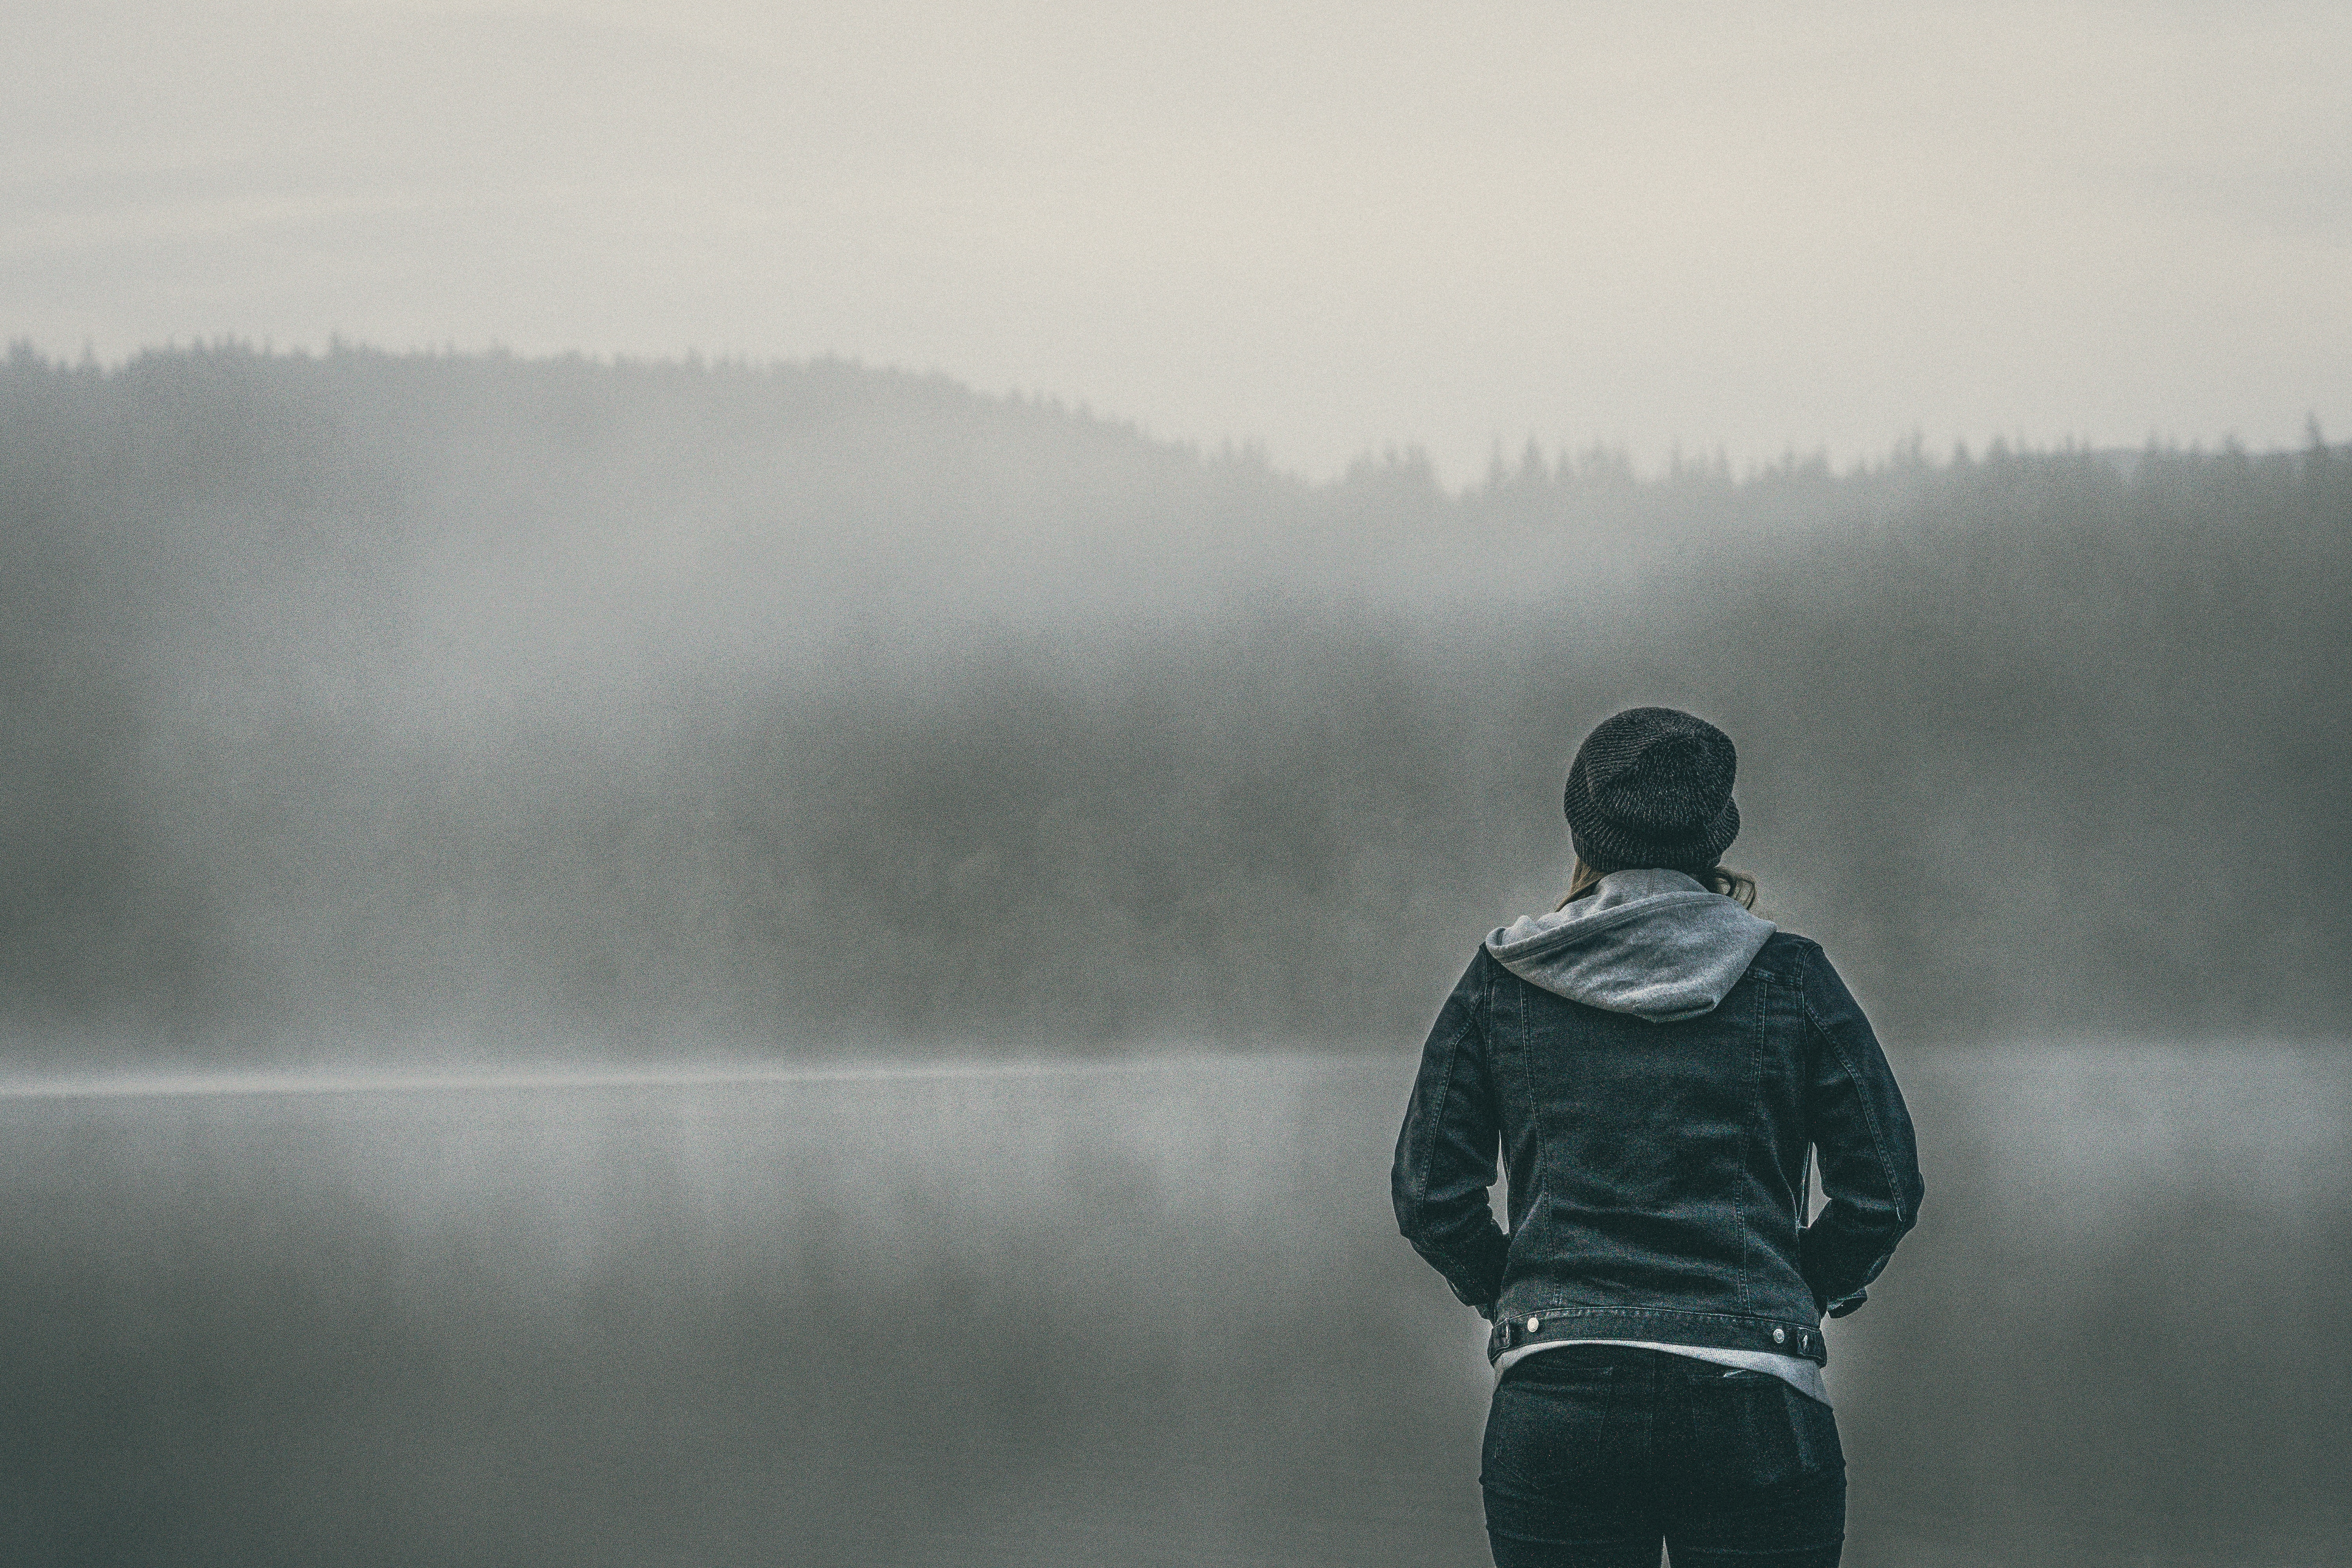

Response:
(0, 1047), (2342, 1567)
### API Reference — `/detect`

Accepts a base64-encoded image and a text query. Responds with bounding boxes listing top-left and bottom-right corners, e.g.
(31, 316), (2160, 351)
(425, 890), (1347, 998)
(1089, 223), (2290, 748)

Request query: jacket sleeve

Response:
(1392, 952), (1509, 1317)
(1798, 944), (1926, 1318)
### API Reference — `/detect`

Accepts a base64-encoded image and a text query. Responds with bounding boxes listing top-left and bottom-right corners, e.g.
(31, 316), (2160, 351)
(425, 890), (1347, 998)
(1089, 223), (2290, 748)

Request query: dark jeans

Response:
(1481, 1345), (1846, 1567)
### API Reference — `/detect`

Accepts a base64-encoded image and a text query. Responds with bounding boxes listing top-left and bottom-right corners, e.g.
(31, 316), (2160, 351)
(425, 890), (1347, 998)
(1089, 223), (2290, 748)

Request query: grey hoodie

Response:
(1485, 868), (1775, 1023)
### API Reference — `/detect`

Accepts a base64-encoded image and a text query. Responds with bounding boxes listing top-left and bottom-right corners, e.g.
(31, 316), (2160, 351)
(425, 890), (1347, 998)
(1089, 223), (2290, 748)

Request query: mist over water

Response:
(2, 1047), (2344, 1568)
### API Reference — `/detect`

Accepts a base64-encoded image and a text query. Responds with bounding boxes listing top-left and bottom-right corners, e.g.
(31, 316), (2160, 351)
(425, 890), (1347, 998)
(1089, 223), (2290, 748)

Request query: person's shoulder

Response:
(1749, 928), (1826, 983)
(1752, 931), (1873, 1020)
(1437, 941), (1507, 991)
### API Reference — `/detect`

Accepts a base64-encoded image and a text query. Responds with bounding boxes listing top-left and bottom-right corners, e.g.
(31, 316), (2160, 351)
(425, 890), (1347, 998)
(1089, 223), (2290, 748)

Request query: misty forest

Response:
(5, 343), (2345, 1061)
(2, 343), (2348, 1567)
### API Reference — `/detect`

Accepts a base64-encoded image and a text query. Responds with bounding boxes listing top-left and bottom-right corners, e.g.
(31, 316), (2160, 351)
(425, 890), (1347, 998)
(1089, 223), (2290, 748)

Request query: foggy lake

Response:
(9, 2), (2349, 1557)
(3, 1043), (2343, 1568)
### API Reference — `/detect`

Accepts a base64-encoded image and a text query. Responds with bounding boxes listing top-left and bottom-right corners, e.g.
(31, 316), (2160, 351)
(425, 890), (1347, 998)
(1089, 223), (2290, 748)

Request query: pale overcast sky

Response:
(7, 0), (2347, 481)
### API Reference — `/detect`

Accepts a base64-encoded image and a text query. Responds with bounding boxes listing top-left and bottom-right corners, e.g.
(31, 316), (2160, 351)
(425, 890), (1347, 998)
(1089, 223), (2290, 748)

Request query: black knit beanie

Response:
(1563, 706), (1741, 875)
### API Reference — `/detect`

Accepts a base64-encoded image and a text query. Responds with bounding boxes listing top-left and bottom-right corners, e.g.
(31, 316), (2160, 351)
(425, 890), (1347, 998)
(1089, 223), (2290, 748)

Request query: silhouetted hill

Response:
(3, 343), (2345, 1062)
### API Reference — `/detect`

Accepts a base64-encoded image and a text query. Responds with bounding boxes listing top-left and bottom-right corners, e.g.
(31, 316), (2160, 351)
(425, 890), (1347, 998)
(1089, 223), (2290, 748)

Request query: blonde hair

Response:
(1556, 858), (1758, 911)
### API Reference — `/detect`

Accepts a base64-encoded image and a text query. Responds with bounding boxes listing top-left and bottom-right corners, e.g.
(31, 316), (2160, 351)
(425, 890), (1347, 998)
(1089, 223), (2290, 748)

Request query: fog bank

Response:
(3, 345), (2345, 1063)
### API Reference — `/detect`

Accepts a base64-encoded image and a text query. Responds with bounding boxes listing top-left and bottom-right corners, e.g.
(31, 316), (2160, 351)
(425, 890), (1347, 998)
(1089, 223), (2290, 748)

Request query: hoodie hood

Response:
(1485, 869), (1775, 1023)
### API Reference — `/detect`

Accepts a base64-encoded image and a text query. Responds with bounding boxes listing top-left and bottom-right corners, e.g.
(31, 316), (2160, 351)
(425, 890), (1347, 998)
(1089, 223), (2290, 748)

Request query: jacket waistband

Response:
(1488, 1305), (1827, 1367)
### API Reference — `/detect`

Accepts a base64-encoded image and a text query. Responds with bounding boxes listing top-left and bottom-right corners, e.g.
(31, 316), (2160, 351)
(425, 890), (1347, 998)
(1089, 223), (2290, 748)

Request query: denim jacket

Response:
(1392, 878), (1924, 1369)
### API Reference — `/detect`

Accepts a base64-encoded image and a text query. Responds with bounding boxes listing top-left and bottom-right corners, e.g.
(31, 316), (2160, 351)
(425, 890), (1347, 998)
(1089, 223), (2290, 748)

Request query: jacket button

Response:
(1772, 1328), (1787, 1344)
(1525, 1317), (1541, 1333)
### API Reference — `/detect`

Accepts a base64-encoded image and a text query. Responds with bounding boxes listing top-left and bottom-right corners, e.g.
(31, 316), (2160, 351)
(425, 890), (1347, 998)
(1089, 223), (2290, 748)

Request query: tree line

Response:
(3, 342), (2343, 1060)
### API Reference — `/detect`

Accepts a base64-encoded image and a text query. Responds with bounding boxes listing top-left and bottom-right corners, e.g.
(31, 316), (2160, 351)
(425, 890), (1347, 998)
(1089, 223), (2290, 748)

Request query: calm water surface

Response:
(0, 1045), (2344, 1567)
